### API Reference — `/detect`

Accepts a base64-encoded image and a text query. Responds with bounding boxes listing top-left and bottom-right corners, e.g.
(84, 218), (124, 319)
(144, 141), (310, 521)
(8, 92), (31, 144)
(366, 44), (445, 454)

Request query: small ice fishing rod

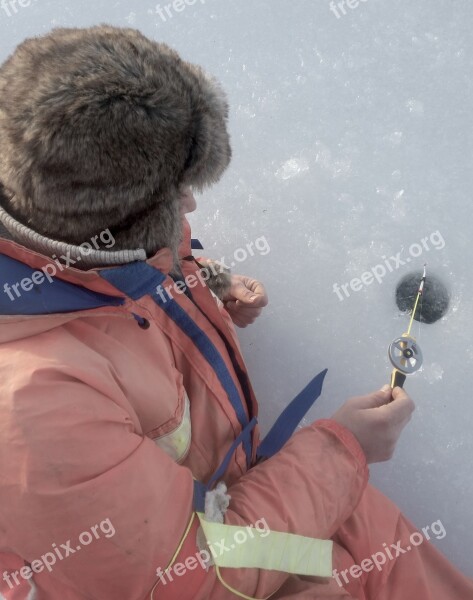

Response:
(388, 265), (426, 389)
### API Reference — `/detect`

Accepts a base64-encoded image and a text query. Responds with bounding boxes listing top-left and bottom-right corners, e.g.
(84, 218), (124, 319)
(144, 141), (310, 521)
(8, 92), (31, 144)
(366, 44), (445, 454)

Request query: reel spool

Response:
(388, 335), (423, 375)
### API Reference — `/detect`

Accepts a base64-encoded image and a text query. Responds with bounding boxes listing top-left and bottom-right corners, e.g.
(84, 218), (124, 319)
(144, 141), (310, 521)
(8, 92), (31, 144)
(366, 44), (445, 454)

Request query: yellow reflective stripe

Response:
(196, 512), (333, 578)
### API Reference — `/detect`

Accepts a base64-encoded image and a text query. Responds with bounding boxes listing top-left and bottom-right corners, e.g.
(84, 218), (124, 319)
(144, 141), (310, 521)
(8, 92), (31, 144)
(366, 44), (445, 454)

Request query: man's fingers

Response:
(238, 279), (268, 307)
(224, 301), (259, 327)
(382, 387), (416, 423)
(222, 275), (268, 327)
(223, 275), (268, 307)
(353, 387), (393, 409)
(392, 386), (409, 401)
(250, 283), (269, 306)
(232, 317), (250, 328)
(229, 280), (254, 302)
(226, 302), (262, 316)
(225, 300), (237, 310)
(229, 282), (265, 306)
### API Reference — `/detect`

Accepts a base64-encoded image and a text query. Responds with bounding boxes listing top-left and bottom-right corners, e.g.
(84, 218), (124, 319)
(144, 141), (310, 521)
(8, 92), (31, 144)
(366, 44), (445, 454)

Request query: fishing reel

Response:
(388, 335), (423, 388)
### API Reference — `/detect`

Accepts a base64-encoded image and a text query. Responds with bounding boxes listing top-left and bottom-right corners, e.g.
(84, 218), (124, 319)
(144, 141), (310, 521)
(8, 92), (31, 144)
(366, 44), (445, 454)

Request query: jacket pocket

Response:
(151, 390), (192, 464)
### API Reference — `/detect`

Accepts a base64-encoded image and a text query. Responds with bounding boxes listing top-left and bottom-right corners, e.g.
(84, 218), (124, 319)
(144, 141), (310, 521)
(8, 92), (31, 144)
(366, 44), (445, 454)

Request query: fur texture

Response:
(0, 25), (232, 264)
(195, 482), (231, 569)
(196, 258), (233, 301)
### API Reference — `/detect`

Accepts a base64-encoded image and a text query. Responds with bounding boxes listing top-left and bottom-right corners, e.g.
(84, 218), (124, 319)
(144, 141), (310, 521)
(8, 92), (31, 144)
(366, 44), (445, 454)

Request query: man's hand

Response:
(330, 385), (415, 464)
(222, 274), (268, 328)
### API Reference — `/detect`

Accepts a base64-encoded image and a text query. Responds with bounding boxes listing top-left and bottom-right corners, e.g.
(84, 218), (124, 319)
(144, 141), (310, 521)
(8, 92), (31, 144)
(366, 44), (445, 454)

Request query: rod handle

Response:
(390, 369), (407, 389)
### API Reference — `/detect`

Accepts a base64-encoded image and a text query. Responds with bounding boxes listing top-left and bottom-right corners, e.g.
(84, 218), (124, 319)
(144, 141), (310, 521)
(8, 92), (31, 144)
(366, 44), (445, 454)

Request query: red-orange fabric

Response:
(0, 218), (471, 599)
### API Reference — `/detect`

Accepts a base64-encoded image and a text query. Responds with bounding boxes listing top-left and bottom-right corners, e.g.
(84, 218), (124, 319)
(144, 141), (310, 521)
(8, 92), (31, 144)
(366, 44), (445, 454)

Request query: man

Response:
(0, 25), (471, 600)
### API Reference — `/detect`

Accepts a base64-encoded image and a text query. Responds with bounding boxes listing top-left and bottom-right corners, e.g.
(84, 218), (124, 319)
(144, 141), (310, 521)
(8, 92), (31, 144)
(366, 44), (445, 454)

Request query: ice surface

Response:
(1, 0), (472, 578)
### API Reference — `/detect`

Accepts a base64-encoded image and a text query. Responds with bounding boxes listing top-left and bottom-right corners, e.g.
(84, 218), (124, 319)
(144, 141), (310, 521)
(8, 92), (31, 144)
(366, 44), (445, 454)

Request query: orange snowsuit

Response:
(0, 218), (471, 599)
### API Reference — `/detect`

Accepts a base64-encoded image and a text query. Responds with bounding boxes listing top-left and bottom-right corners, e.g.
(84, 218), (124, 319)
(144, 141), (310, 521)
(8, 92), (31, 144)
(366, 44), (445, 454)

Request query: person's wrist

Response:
(314, 418), (368, 467)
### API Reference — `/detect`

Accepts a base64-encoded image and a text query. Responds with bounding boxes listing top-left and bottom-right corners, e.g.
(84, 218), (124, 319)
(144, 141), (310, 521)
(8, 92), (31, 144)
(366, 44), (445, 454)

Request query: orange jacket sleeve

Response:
(216, 419), (369, 598)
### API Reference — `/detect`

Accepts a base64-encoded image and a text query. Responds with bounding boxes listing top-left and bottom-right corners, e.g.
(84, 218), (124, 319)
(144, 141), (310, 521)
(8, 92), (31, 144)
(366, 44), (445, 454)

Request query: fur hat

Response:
(0, 25), (231, 259)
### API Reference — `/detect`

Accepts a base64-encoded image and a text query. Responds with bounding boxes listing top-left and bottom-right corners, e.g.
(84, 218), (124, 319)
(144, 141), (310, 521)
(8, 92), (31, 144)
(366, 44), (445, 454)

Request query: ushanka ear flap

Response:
(181, 68), (232, 191)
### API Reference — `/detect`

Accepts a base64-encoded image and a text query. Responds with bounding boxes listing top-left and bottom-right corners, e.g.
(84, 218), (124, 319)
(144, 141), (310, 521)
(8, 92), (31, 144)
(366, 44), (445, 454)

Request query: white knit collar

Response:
(0, 205), (147, 269)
